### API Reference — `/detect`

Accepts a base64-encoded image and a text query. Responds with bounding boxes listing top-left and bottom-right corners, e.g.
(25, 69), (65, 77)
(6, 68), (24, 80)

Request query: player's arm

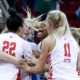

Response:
(21, 38), (54, 74)
(0, 50), (23, 66)
(26, 55), (49, 70)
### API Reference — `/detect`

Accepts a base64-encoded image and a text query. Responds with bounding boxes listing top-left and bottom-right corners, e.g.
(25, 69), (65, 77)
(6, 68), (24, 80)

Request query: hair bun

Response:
(8, 8), (16, 17)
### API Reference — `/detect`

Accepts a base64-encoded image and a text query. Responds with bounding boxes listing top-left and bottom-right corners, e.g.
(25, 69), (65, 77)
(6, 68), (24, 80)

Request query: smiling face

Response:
(22, 20), (33, 39)
(38, 22), (48, 39)
(22, 24), (30, 39)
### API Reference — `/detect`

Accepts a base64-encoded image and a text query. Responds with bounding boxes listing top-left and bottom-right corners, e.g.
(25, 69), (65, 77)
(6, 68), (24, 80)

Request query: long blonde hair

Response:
(23, 7), (45, 30)
(46, 10), (71, 37)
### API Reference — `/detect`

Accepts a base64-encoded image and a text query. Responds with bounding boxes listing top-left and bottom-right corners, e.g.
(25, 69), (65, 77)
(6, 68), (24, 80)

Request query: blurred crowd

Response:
(0, 0), (80, 27)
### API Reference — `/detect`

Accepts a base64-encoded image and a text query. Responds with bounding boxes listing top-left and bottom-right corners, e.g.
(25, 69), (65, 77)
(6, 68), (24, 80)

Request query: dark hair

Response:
(0, 16), (6, 33)
(6, 8), (23, 32)
(79, 39), (80, 46)
(0, 8), (6, 33)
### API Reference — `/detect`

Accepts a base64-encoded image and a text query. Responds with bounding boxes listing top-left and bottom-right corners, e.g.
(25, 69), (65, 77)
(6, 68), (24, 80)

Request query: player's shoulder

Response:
(68, 35), (76, 43)
(0, 33), (6, 35)
(43, 35), (55, 45)
(0, 33), (7, 37)
(42, 36), (54, 50)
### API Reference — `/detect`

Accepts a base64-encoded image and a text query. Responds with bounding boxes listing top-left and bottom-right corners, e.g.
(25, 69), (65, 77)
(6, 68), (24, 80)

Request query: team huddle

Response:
(0, 8), (80, 80)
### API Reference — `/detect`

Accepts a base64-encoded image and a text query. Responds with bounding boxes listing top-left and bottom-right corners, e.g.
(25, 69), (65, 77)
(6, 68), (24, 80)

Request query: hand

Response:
(26, 55), (38, 65)
(20, 61), (29, 71)
(44, 72), (50, 80)
(14, 58), (26, 67)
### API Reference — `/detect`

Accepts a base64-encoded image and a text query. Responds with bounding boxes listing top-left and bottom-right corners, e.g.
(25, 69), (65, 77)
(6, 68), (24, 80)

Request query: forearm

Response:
(32, 58), (49, 70)
(27, 64), (49, 74)
(27, 64), (43, 74)
(29, 57), (49, 70)
(0, 50), (17, 64)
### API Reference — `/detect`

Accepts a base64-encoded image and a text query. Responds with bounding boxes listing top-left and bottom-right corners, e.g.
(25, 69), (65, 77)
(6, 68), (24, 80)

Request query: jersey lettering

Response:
(64, 43), (71, 63)
(2, 41), (16, 56)
(64, 43), (71, 57)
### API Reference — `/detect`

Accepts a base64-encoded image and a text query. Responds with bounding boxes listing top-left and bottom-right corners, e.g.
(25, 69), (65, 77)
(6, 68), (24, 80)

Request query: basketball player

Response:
(0, 8), (32, 80)
(20, 10), (80, 80)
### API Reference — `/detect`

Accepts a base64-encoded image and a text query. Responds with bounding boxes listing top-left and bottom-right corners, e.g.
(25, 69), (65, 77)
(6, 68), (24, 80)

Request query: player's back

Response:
(48, 35), (80, 80)
(0, 32), (31, 80)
